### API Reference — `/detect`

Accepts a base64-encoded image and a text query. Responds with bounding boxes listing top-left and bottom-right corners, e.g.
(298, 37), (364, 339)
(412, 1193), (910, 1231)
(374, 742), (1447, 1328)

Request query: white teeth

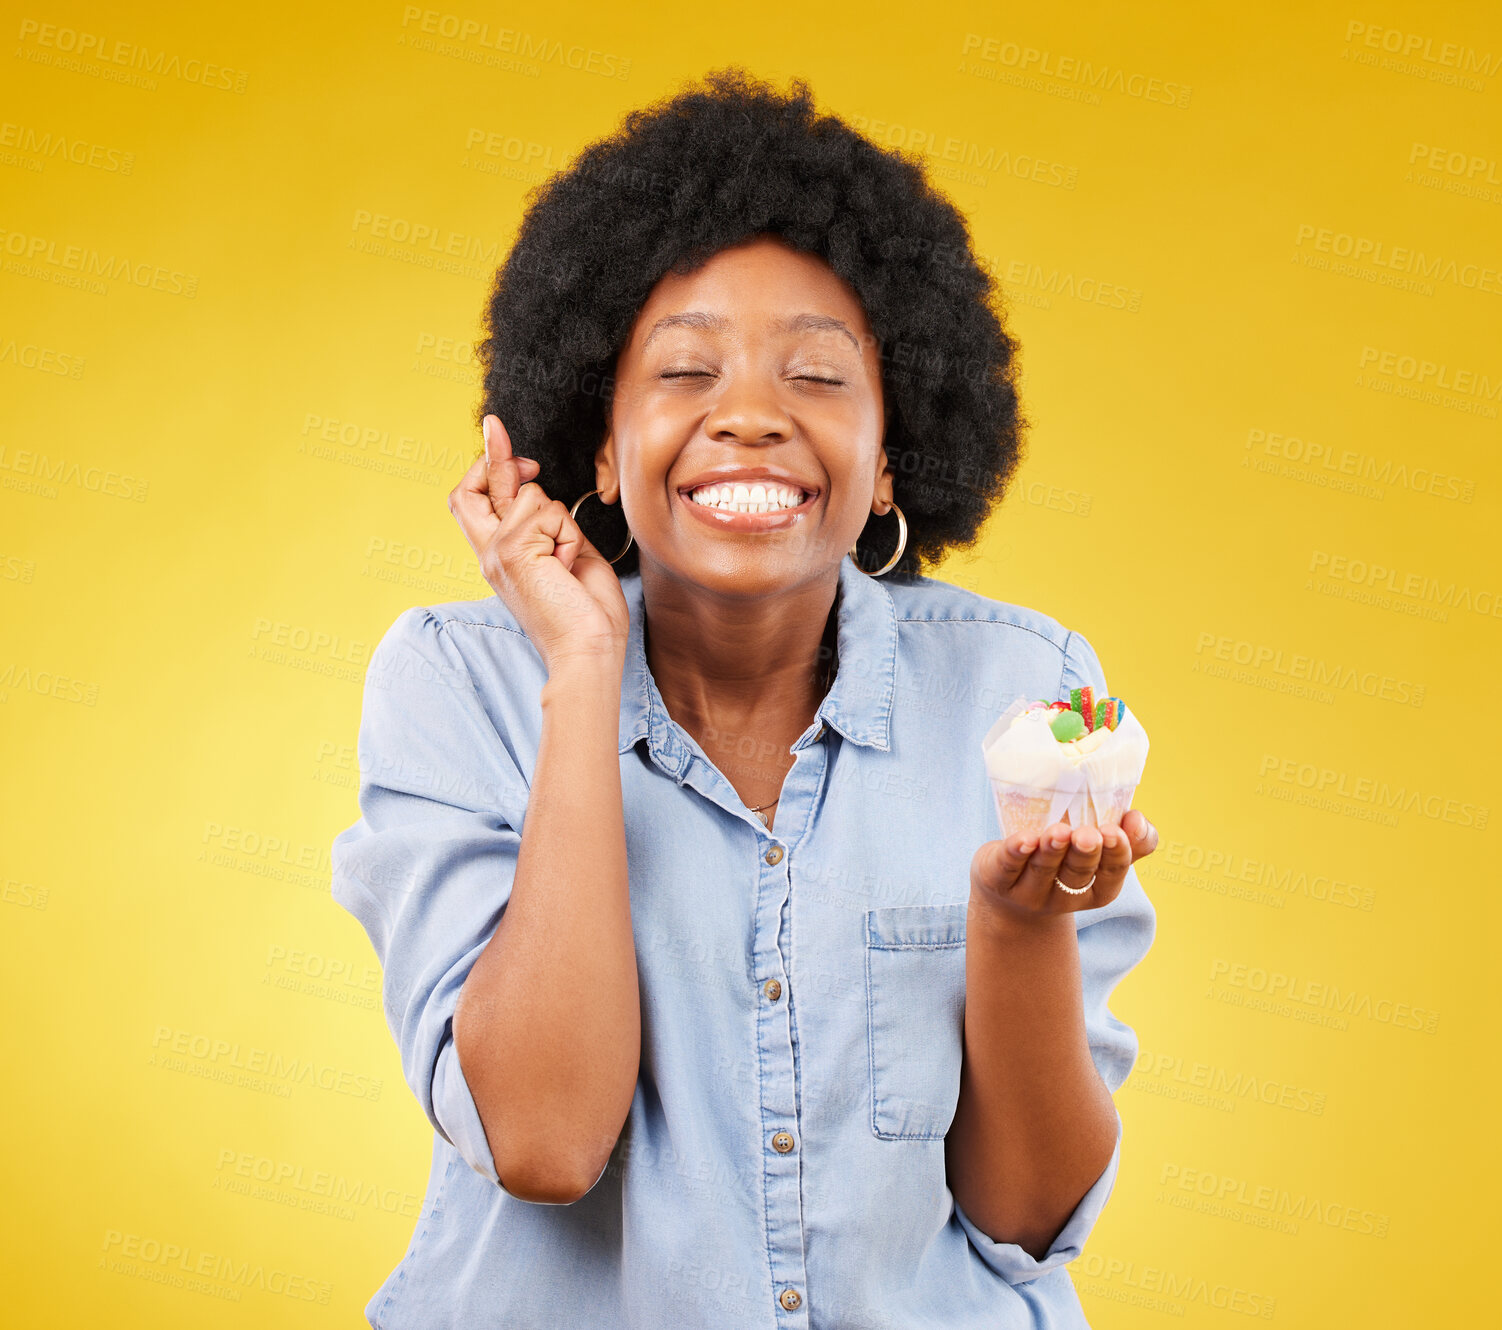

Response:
(689, 481), (808, 512)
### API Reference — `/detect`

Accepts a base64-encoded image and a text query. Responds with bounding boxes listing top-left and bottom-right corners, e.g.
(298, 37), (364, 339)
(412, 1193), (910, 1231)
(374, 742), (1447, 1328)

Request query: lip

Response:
(677, 484), (819, 533)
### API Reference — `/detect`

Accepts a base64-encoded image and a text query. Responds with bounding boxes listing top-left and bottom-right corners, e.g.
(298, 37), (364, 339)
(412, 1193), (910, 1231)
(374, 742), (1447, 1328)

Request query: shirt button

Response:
(764, 845), (784, 865)
(763, 978), (782, 1001)
(771, 1131), (795, 1153)
(780, 1288), (803, 1311)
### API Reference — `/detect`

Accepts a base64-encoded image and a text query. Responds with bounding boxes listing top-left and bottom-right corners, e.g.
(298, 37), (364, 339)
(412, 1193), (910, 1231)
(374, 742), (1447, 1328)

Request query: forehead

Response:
(627, 237), (873, 341)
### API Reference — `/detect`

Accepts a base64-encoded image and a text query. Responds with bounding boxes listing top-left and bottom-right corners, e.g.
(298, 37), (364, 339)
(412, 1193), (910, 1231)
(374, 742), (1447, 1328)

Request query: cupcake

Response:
(981, 686), (1149, 839)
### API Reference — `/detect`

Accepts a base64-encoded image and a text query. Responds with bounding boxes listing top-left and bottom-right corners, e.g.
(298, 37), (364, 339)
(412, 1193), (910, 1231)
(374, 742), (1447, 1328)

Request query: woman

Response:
(333, 69), (1158, 1329)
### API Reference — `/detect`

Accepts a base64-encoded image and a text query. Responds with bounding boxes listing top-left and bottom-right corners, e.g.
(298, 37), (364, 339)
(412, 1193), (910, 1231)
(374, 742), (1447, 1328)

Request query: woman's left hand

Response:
(969, 809), (1158, 922)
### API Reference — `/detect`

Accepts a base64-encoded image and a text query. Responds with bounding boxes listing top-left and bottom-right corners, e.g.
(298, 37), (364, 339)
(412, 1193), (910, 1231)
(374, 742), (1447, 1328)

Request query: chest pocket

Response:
(863, 903), (968, 1141)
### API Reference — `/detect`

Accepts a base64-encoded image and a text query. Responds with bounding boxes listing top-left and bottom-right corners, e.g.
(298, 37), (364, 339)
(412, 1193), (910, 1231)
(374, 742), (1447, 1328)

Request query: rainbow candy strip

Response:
(1070, 685), (1095, 730)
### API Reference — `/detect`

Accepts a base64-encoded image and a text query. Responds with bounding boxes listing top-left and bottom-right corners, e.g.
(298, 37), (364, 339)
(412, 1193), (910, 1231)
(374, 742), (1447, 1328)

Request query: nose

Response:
(702, 370), (794, 445)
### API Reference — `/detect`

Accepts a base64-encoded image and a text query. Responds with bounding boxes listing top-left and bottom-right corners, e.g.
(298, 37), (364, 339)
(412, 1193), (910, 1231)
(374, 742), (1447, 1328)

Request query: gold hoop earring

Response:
(849, 501), (906, 578)
(569, 488), (634, 564)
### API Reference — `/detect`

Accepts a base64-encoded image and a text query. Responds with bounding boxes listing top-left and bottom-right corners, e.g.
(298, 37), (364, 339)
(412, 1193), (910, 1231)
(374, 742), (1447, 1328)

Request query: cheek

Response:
(617, 384), (696, 438)
(806, 393), (880, 451)
(837, 379), (885, 444)
(818, 398), (885, 476)
(612, 393), (693, 493)
(610, 386), (663, 441)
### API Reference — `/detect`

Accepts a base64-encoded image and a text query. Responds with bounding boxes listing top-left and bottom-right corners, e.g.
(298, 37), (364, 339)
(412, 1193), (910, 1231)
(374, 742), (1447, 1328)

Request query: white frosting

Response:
(1008, 708), (1109, 763)
(981, 697), (1150, 794)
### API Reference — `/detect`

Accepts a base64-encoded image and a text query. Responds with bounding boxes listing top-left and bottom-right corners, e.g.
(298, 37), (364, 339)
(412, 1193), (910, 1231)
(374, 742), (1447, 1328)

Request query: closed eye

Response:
(660, 370), (844, 385)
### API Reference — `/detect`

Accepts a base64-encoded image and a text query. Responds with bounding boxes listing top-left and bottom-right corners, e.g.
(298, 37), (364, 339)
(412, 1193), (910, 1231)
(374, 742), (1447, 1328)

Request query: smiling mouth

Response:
(676, 483), (819, 532)
(683, 481), (814, 513)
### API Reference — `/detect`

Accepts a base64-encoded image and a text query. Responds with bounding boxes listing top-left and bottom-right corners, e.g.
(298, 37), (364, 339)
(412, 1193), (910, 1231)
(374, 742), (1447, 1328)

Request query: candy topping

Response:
(1017, 691), (1129, 742)
(1049, 708), (1085, 741)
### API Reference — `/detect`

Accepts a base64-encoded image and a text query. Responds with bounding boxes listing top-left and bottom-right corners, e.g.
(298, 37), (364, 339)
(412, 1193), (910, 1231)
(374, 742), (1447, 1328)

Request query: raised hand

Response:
(448, 414), (630, 676)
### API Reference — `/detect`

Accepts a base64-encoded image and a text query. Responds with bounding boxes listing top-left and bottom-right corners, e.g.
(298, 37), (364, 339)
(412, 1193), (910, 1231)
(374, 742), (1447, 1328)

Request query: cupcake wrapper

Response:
(1087, 783), (1140, 829)
(990, 779), (1081, 839)
(989, 781), (1142, 837)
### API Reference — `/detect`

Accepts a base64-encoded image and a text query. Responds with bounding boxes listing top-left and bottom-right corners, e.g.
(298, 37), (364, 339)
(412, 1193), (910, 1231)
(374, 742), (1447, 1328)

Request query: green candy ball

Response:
(1050, 709), (1086, 742)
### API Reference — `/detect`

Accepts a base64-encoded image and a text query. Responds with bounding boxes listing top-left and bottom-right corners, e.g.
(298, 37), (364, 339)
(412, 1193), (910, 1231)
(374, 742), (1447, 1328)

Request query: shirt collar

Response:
(618, 553), (898, 769)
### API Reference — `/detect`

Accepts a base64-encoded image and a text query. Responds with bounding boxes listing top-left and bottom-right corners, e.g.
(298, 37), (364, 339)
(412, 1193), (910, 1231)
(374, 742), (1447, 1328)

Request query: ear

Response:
(595, 429), (621, 504)
(872, 443), (896, 515)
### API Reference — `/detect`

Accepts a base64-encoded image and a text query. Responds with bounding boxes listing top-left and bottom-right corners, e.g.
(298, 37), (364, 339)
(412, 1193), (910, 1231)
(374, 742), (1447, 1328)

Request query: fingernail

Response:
(482, 418), (491, 465)
(1078, 830), (1100, 852)
(1020, 837), (1038, 855)
(1051, 834), (1069, 850)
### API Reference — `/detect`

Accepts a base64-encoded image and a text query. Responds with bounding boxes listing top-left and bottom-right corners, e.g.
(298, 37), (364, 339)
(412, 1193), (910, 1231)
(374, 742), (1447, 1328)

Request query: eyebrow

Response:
(641, 310), (861, 353)
(776, 313), (861, 352)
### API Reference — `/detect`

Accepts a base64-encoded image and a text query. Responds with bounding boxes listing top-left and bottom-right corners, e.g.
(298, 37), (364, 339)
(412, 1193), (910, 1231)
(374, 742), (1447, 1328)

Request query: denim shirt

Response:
(331, 552), (1156, 1330)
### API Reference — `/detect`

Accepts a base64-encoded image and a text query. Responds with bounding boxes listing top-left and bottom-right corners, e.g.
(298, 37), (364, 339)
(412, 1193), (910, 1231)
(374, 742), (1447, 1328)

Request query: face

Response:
(595, 234), (892, 596)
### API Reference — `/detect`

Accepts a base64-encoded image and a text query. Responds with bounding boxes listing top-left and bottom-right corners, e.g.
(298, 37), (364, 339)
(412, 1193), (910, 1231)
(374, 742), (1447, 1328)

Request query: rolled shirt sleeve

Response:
(954, 629), (1157, 1285)
(331, 607), (533, 1189)
(953, 1118), (1123, 1285)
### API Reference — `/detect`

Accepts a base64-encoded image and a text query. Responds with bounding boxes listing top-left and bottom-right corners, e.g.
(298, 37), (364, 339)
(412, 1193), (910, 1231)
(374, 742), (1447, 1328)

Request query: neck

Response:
(638, 564), (840, 739)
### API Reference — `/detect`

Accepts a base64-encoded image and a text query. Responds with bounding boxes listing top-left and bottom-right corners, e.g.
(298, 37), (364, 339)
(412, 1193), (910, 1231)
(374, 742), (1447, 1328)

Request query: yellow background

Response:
(2, 0), (1496, 1323)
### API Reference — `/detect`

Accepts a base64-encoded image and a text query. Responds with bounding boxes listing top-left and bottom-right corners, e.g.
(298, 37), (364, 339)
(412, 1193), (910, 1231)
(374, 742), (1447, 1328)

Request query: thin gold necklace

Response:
(747, 644), (836, 828)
